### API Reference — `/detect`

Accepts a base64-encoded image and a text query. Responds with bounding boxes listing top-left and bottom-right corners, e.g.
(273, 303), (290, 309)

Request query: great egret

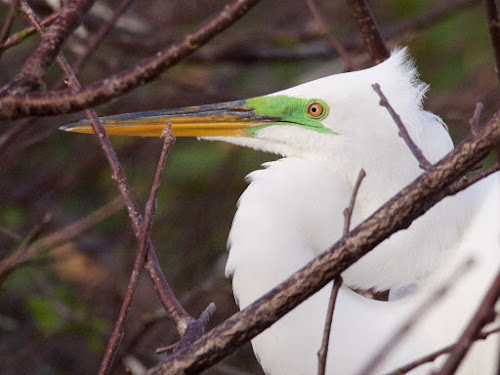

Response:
(62, 49), (499, 374)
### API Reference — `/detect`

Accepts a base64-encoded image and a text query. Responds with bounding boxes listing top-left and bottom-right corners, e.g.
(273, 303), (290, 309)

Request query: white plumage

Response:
(223, 50), (500, 374)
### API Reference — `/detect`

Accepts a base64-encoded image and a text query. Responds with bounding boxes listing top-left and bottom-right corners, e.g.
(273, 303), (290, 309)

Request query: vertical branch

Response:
(484, 0), (500, 84)
(17, 5), (193, 375)
(345, 0), (390, 64)
(99, 129), (176, 375)
(306, 0), (357, 70)
(317, 169), (366, 375)
(0, 0), (19, 47)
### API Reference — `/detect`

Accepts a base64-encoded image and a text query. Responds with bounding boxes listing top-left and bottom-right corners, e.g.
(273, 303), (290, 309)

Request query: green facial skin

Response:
(245, 95), (335, 136)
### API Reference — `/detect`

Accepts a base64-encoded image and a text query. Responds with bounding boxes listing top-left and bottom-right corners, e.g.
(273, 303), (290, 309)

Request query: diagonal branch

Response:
(0, 196), (124, 283)
(484, 0), (500, 84)
(16, 6), (195, 375)
(372, 83), (433, 171)
(345, 0), (390, 64)
(357, 258), (475, 375)
(433, 268), (500, 375)
(0, 0), (19, 50)
(99, 128), (176, 375)
(0, 0), (95, 95)
(144, 94), (500, 375)
(386, 325), (500, 374)
(0, 0), (262, 119)
(0, 11), (60, 53)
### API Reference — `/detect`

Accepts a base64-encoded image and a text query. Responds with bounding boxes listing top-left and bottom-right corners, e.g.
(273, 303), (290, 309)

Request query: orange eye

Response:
(308, 102), (323, 117)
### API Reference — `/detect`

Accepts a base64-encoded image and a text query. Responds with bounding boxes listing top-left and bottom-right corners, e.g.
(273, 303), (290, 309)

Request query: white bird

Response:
(61, 49), (500, 374)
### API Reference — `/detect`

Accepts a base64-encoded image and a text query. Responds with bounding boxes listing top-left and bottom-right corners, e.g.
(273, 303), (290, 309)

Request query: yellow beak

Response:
(60, 100), (280, 138)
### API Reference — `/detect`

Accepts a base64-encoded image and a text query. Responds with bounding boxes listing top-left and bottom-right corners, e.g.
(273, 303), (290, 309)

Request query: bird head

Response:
(61, 48), (451, 183)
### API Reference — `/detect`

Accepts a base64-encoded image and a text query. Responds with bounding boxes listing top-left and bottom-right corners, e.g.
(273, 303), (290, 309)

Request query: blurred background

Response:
(0, 0), (498, 374)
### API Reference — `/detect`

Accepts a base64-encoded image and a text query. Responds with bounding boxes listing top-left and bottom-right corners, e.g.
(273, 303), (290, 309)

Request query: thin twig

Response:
(1, 0), (95, 95)
(372, 83), (433, 171)
(0, 196), (124, 283)
(305, 0), (356, 70)
(0, 0), (19, 48)
(100, 128), (176, 375)
(16, 212), (53, 251)
(433, 268), (500, 375)
(317, 169), (366, 375)
(437, 162), (500, 209)
(357, 257), (475, 375)
(0, 11), (60, 52)
(345, 0), (390, 64)
(484, 0), (500, 84)
(386, 326), (500, 374)
(0, 226), (22, 241)
(72, 0), (135, 75)
(469, 102), (484, 135)
(19, 0), (191, 341)
(317, 277), (342, 375)
(317, 170), (365, 373)
(343, 169), (367, 236)
(0, 0), (262, 119)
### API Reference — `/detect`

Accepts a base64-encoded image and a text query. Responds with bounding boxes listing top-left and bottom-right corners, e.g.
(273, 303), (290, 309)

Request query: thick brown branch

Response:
(345, 0), (390, 64)
(0, 0), (261, 119)
(144, 93), (500, 375)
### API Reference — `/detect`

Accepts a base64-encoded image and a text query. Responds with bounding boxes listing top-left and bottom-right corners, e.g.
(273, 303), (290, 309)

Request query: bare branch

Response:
(317, 277), (342, 375)
(484, 0), (500, 84)
(357, 258), (475, 375)
(0, 11), (60, 53)
(343, 169), (367, 236)
(306, 0), (356, 70)
(469, 102), (484, 135)
(0, 0), (95, 95)
(318, 169), (365, 374)
(386, 326), (500, 374)
(72, 0), (135, 75)
(99, 128), (176, 375)
(143, 102), (500, 375)
(0, 196), (124, 283)
(433, 268), (500, 375)
(345, 0), (390, 64)
(0, 0), (19, 49)
(0, 0), (262, 119)
(372, 83), (433, 171)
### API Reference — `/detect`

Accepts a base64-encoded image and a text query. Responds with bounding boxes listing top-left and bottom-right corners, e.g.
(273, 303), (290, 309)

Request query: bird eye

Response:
(307, 102), (324, 118)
